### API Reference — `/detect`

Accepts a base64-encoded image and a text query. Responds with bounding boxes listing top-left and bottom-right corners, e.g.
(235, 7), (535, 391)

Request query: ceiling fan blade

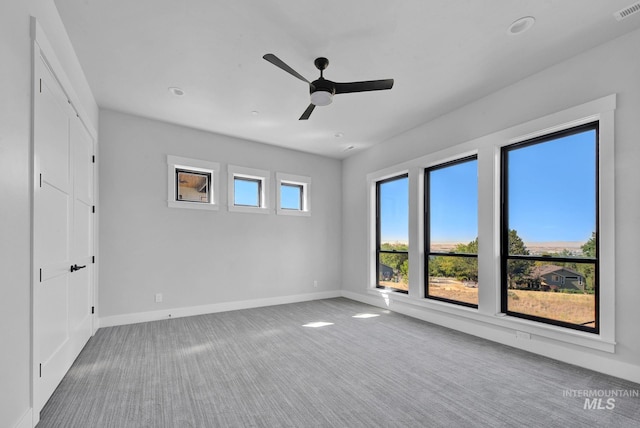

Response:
(263, 53), (310, 84)
(334, 79), (394, 94)
(299, 104), (316, 120)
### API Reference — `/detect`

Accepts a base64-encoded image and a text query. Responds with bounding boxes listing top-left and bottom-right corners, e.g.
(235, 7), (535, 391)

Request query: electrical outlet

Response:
(313, 280), (318, 288)
(155, 293), (163, 303)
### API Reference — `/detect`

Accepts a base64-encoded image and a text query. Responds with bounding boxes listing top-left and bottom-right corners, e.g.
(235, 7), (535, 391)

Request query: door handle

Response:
(70, 264), (87, 272)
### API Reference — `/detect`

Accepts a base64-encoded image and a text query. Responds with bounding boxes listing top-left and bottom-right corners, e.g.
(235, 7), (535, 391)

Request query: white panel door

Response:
(33, 56), (95, 413)
(68, 115), (94, 347)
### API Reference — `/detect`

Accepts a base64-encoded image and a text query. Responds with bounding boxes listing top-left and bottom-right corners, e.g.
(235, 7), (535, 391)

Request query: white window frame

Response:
(365, 94), (616, 353)
(276, 172), (311, 216)
(228, 165), (270, 214)
(167, 155), (219, 211)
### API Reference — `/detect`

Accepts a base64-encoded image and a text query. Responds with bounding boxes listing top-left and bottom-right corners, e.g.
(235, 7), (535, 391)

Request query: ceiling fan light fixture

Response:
(311, 90), (333, 106)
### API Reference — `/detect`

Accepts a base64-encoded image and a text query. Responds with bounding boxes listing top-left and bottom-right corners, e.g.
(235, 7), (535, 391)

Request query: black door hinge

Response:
(92, 256), (95, 264)
(39, 268), (42, 283)
(91, 306), (95, 314)
(39, 173), (42, 188)
(92, 206), (95, 213)
(92, 155), (95, 163)
(39, 363), (42, 378)
(39, 78), (42, 93)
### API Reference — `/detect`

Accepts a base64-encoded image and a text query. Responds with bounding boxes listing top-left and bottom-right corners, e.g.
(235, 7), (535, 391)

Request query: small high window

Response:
(228, 165), (270, 214)
(281, 183), (303, 210)
(276, 172), (311, 216)
(176, 169), (211, 203)
(234, 177), (262, 207)
(167, 155), (219, 211)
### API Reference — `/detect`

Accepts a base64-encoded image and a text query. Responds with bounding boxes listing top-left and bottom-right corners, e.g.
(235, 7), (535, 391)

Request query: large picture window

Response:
(425, 156), (478, 307)
(376, 174), (409, 293)
(501, 122), (598, 333)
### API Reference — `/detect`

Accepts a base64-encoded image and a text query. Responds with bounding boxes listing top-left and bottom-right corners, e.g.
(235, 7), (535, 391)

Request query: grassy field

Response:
(379, 280), (408, 291)
(381, 279), (594, 327)
(508, 289), (595, 327)
(428, 278), (478, 305)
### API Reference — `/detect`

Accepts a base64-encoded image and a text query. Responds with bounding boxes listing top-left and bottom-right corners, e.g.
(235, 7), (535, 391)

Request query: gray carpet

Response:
(38, 298), (640, 427)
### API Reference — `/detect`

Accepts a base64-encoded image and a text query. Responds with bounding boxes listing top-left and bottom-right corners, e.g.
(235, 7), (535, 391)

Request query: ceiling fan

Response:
(263, 53), (394, 120)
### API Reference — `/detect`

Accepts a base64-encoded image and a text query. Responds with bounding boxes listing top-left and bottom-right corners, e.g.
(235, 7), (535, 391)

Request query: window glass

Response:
(426, 157), (478, 307)
(281, 183), (302, 210)
(176, 169), (211, 203)
(377, 175), (409, 292)
(502, 123), (598, 332)
(234, 177), (261, 207)
(506, 129), (597, 256)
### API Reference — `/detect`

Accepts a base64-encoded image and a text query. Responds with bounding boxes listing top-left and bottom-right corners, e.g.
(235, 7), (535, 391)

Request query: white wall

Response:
(0, 1), (98, 427)
(342, 28), (640, 382)
(98, 109), (342, 322)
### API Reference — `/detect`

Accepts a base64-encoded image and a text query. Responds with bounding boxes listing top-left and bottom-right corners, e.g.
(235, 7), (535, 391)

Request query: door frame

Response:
(31, 18), (98, 426)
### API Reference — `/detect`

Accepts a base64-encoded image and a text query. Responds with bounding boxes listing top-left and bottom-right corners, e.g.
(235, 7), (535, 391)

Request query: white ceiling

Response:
(54, 0), (640, 159)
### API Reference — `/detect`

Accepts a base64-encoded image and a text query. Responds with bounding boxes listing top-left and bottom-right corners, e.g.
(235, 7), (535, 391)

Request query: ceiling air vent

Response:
(614, 2), (640, 21)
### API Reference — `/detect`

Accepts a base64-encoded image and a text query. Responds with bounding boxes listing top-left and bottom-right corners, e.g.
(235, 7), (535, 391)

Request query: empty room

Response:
(3, 1), (640, 427)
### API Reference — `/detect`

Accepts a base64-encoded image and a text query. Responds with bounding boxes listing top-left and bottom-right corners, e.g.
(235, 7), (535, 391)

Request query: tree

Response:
(428, 238), (478, 282)
(452, 238), (478, 282)
(578, 232), (596, 291)
(506, 229), (533, 288)
(582, 232), (596, 258)
(379, 242), (409, 283)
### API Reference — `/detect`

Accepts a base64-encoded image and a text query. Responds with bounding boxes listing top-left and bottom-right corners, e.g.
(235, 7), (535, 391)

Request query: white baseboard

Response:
(98, 290), (342, 328)
(341, 290), (640, 384)
(14, 408), (32, 428)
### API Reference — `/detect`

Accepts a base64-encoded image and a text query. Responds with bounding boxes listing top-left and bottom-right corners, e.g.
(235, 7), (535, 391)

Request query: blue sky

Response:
(379, 176), (409, 242)
(429, 159), (478, 244)
(507, 129), (596, 243)
(280, 184), (302, 210)
(379, 128), (596, 245)
(234, 180), (302, 209)
(234, 178), (260, 206)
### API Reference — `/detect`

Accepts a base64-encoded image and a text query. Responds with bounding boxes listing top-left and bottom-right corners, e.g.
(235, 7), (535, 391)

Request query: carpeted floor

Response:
(38, 298), (640, 427)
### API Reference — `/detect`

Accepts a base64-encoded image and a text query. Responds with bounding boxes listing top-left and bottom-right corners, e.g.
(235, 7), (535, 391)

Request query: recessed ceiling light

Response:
(334, 132), (344, 138)
(343, 145), (355, 152)
(251, 110), (260, 116)
(507, 16), (535, 35)
(168, 87), (185, 96)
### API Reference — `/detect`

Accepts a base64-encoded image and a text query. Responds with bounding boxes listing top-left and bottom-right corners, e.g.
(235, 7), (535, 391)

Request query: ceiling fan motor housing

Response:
(310, 77), (335, 105)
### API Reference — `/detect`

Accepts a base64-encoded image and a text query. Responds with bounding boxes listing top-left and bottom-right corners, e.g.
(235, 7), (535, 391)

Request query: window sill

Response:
(228, 205), (270, 215)
(367, 287), (615, 353)
(168, 200), (219, 211)
(276, 208), (311, 217)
